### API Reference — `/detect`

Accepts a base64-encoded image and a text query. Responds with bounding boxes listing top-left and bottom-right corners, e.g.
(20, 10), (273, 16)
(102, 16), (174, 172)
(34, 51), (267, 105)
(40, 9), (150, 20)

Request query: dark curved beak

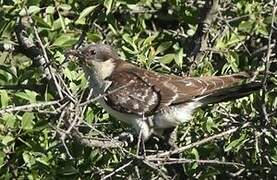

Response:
(65, 49), (84, 59)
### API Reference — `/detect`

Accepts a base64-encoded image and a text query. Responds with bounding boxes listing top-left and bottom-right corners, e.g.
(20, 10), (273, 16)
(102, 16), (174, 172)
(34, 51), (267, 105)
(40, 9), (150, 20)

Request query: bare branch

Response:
(102, 160), (133, 180)
(0, 100), (60, 115)
(79, 81), (135, 106)
(149, 127), (239, 158)
(149, 157), (245, 168)
(14, 17), (52, 80)
(71, 130), (126, 148)
(186, 0), (219, 65)
(260, 4), (277, 125)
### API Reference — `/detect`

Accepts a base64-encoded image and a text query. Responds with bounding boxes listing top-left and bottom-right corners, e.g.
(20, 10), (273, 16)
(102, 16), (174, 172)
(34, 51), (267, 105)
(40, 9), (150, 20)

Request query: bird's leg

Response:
(156, 127), (178, 150)
(165, 126), (178, 149)
(161, 127), (187, 178)
(136, 129), (146, 157)
(136, 114), (148, 157)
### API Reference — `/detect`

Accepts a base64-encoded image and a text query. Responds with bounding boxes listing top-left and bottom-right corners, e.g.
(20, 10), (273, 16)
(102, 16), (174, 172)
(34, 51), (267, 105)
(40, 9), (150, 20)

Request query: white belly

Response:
(97, 98), (154, 139)
(97, 98), (202, 140)
(153, 101), (202, 129)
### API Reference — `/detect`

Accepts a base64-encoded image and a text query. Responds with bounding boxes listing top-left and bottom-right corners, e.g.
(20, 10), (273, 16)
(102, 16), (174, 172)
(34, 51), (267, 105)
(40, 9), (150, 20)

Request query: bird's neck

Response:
(83, 59), (117, 95)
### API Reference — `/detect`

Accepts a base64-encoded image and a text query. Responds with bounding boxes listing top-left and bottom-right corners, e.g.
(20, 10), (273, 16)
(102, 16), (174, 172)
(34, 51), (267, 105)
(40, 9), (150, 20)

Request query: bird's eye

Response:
(89, 49), (96, 55)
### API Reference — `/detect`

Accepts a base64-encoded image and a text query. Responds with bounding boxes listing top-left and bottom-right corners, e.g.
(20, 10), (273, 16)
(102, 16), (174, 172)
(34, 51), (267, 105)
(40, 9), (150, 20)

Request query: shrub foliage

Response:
(0, 0), (276, 179)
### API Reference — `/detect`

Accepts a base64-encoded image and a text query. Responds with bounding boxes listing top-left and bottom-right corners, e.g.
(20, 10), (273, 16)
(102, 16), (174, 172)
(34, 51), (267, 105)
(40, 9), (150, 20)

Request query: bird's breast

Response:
(97, 98), (139, 124)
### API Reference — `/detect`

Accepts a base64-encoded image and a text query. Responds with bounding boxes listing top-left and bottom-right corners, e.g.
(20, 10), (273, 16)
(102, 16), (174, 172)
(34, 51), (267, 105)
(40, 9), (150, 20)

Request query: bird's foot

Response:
(114, 132), (135, 147)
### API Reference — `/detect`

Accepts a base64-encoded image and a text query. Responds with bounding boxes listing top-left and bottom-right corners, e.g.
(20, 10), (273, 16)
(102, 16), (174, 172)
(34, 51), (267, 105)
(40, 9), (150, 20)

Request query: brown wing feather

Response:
(105, 70), (160, 115)
(130, 66), (249, 107)
(106, 60), (249, 114)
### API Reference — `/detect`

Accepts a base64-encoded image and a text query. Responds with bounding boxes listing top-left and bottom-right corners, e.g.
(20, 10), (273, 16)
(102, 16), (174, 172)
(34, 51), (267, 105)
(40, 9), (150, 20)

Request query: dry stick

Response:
(78, 120), (126, 148)
(187, 0), (219, 72)
(149, 127), (238, 158)
(59, 94), (85, 158)
(251, 43), (275, 57)
(149, 157), (245, 168)
(102, 160), (134, 180)
(32, 21), (64, 100)
(261, 4), (277, 125)
(79, 81), (134, 106)
(142, 160), (170, 180)
(21, 7), (63, 99)
(217, 11), (251, 56)
(56, 74), (77, 103)
(14, 17), (64, 100)
(0, 100), (60, 114)
(61, 134), (74, 159)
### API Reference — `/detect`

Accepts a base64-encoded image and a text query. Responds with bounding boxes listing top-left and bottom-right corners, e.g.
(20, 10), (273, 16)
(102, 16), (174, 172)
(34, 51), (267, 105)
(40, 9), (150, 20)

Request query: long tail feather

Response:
(198, 82), (262, 105)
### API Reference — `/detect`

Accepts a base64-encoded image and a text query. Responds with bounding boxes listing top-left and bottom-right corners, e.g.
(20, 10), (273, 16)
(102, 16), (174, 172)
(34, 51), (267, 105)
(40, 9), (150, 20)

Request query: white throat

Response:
(83, 59), (116, 94)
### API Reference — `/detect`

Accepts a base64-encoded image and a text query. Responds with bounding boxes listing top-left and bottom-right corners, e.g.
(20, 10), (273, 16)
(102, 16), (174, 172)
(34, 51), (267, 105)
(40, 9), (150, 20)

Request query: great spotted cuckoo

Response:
(67, 44), (264, 141)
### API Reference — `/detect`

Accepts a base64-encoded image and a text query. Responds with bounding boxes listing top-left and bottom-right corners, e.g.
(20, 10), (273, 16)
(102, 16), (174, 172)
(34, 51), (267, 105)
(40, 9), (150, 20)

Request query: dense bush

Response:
(0, 0), (276, 179)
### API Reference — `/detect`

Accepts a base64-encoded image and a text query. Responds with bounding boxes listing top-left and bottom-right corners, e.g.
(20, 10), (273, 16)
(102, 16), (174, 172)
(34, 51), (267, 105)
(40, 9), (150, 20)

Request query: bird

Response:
(67, 43), (264, 141)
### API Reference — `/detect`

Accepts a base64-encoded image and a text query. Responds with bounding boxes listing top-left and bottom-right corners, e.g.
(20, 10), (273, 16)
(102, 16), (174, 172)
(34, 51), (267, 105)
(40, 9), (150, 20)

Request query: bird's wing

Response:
(131, 68), (249, 107)
(105, 61), (249, 115)
(105, 70), (160, 115)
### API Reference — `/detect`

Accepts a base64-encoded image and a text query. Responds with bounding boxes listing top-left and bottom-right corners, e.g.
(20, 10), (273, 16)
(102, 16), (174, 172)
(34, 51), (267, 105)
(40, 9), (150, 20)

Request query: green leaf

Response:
(122, 45), (137, 54)
(2, 113), (16, 128)
(59, 165), (78, 175)
(36, 156), (50, 166)
(0, 90), (10, 107)
(143, 34), (158, 47)
(85, 107), (95, 124)
(58, 4), (72, 11)
(256, 23), (268, 36)
(0, 151), (5, 167)
(159, 54), (175, 64)
(87, 33), (102, 42)
(104, 0), (114, 14)
(52, 34), (78, 48)
(187, 29), (195, 36)
(238, 21), (254, 33)
(21, 112), (35, 130)
(63, 68), (79, 81)
(22, 152), (36, 168)
(174, 48), (183, 67)
(156, 42), (172, 55)
(19, 6), (41, 16)
(33, 15), (52, 29)
(206, 117), (214, 133)
(15, 90), (38, 103)
(191, 148), (199, 159)
(108, 24), (118, 35)
(225, 133), (248, 152)
(46, 6), (55, 14)
(90, 149), (103, 164)
(26, 6), (41, 16)
(1, 135), (14, 145)
(76, 6), (98, 24)
(122, 34), (134, 47)
(225, 34), (245, 48)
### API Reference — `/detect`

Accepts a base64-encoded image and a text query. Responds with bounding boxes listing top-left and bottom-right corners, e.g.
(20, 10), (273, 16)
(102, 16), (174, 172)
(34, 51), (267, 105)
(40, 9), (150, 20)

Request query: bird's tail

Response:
(198, 81), (273, 105)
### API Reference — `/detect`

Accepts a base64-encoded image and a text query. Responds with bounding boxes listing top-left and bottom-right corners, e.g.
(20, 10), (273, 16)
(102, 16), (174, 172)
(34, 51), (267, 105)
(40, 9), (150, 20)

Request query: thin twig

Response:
(142, 160), (170, 180)
(102, 160), (133, 180)
(217, 11), (251, 56)
(149, 157), (245, 168)
(31, 19), (64, 99)
(149, 127), (238, 158)
(0, 100), (60, 114)
(260, 4), (277, 125)
(80, 81), (134, 106)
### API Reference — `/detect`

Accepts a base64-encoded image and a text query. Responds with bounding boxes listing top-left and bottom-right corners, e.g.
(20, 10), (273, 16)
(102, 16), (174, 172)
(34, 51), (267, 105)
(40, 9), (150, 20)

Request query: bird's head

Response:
(66, 44), (119, 66)
(66, 44), (120, 81)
